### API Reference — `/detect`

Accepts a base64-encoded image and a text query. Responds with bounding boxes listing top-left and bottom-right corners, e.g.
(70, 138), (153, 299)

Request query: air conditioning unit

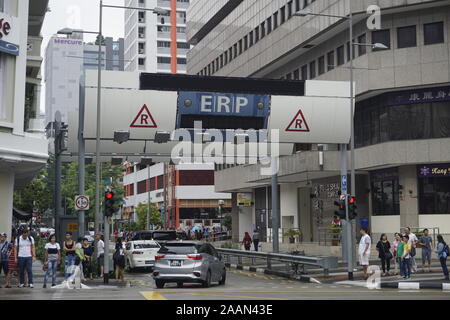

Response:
(139, 48), (145, 54)
(139, 33), (145, 38)
(139, 18), (145, 23)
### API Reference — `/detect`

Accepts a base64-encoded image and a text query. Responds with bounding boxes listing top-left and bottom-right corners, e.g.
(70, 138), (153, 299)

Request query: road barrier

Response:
(216, 248), (338, 277)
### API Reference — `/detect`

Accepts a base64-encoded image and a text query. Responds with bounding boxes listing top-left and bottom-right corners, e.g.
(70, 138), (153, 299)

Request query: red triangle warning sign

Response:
(286, 109), (310, 132)
(130, 104), (158, 128)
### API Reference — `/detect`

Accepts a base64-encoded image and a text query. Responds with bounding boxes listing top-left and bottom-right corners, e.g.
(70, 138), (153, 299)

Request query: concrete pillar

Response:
(0, 171), (15, 240)
(231, 193), (239, 243)
(399, 166), (419, 230)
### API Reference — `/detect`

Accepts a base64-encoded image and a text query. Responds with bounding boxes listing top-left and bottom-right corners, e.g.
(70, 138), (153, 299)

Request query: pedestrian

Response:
(14, 227), (36, 288)
(401, 235), (412, 279)
(419, 229), (433, 273)
(63, 232), (76, 281)
(436, 235), (449, 281)
(252, 229), (260, 252)
(96, 233), (105, 278)
(113, 238), (126, 282)
(5, 235), (18, 288)
(242, 232), (252, 251)
(82, 238), (94, 280)
(75, 238), (85, 282)
(376, 234), (392, 276)
(0, 233), (12, 288)
(392, 233), (402, 275)
(43, 234), (60, 288)
(396, 234), (405, 278)
(404, 227), (418, 273)
(358, 228), (371, 280)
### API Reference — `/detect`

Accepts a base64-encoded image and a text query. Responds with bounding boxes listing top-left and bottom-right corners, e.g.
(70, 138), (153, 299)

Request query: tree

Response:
(14, 169), (52, 214)
(95, 34), (105, 46)
(223, 212), (232, 231)
(135, 202), (162, 230)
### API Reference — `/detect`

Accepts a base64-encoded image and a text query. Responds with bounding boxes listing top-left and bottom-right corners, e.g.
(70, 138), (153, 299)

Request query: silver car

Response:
(152, 241), (226, 288)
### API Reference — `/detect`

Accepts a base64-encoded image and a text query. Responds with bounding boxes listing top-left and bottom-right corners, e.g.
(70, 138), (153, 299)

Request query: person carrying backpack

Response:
(436, 235), (449, 281)
(14, 228), (35, 288)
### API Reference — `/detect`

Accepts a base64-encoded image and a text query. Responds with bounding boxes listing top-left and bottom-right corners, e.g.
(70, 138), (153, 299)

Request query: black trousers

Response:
(380, 257), (391, 273)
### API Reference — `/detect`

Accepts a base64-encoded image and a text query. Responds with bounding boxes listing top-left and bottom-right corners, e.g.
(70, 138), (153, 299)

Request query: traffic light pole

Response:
(104, 214), (110, 284)
(340, 144), (353, 280)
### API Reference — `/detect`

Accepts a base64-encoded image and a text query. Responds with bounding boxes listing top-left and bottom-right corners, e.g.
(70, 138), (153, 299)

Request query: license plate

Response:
(170, 260), (182, 267)
(145, 261), (152, 265)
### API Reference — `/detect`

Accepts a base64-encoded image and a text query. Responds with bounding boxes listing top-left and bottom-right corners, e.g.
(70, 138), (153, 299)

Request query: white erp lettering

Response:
(236, 97), (248, 113)
(217, 96), (231, 113)
(201, 95), (213, 113)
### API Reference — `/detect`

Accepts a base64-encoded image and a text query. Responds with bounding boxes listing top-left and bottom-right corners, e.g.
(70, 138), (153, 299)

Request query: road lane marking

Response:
(147, 290), (446, 295)
(140, 291), (167, 300)
(186, 293), (284, 300)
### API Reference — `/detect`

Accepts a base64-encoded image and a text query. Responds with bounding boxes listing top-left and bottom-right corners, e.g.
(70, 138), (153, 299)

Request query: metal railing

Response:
(318, 226), (342, 246)
(216, 247), (338, 277)
(399, 227), (440, 245)
(266, 228), (303, 244)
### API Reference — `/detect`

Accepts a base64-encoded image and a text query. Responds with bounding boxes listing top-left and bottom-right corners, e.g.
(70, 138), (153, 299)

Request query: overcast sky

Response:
(40, 0), (125, 114)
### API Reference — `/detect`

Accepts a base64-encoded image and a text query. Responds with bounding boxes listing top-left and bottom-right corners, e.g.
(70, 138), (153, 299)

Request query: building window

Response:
(273, 12), (278, 29)
(255, 26), (260, 43)
(286, 73), (292, 80)
(301, 65), (308, 80)
(397, 25), (417, 48)
(346, 40), (355, 62)
(260, 22), (266, 39)
(233, 43), (238, 57)
(0, 54), (4, 120)
(295, 0), (300, 12)
(371, 168), (400, 216)
(157, 57), (171, 64)
(424, 22), (444, 45)
(280, 6), (286, 24)
(336, 45), (344, 66)
(318, 56), (325, 75)
(358, 34), (367, 56)
(372, 29), (391, 50)
(249, 31), (254, 47)
(327, 50), (334, 71)
(177, 58), (187, 65)
(267, 16), (272, 34)
(419, 165), (450, 214)
(293, 69), (299, 80)
(179, 170), (214, 185)
(309, 61), (316, 79)
(238, 39), (243, 54)
(287, 1), (293, 19)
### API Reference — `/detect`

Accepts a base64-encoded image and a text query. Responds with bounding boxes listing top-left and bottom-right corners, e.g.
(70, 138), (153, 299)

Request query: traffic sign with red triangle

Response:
(130, 104), (158, 128)
(286, 109), (310, 132)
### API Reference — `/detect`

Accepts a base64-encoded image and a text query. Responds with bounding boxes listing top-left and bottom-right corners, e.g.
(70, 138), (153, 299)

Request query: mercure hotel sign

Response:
(0, 13), (19, 56)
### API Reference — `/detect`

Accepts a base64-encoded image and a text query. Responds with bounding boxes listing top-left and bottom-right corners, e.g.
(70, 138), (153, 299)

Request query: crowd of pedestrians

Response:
(359, 227), (449, 281)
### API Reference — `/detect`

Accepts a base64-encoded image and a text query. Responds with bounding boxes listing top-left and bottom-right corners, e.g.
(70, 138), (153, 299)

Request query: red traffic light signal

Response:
(106, 192), (114, 199)
(349, 196), (356, 204)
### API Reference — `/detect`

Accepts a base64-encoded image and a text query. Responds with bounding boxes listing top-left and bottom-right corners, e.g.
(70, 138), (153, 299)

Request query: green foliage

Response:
(221, 241), (240, 249)
(14, 169), (52, 214)
(283, 229), (301, 238)
(135, 202), (162, 230)
(223, 213), (232, 231)
(95, 34), (105, 45)
(34, 236), (46, 261)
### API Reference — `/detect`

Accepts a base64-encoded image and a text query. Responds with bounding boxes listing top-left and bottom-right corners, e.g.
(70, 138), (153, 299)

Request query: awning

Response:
(13, 208), (32, 221)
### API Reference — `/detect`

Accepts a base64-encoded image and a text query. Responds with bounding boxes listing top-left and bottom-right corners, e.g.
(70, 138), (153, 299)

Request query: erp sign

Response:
(178, 92), (270, 117)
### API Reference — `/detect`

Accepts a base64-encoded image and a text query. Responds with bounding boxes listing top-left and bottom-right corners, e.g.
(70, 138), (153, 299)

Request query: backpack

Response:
(444, 244), (450, 258)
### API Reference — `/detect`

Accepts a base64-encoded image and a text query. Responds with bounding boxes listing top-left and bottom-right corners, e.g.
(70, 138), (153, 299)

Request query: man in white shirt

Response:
(404, 227), (418, 273)
(95, 233), (105, 278)
(14, 228), (36, 288)
(359, 228), (372, 279)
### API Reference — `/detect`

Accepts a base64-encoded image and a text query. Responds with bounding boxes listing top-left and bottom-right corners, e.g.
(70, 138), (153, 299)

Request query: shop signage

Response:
(237, 193), (253, 207)
(418, 164), (450, 178)
(0, 16), (19, 56)
(388, 86), (450, 106)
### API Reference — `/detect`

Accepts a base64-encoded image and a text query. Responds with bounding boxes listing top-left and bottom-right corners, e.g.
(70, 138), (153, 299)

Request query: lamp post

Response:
(293, 10), (388, 280)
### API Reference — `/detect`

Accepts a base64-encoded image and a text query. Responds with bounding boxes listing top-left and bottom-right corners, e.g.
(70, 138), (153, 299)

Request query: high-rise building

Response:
(0, 0), (49, 239)
(45, 35), (124, 126)
(124, 0), (190, 74)
(187, 0), (450, 242)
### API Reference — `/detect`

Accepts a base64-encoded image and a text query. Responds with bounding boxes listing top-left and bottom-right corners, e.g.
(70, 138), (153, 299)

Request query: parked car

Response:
(152, 241), (226, 289)
(131, 230), (177, 244)
(125, 240), (161, 271)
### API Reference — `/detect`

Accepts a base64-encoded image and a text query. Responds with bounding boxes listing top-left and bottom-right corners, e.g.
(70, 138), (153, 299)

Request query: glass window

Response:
(419, 176), (450, 214)
(372, 29), (391, 50)
(336, 45), (344, 65)
(280, 6), (286, 24)
(309, 61), (316, 79)
(327, 50), (334, 71)
(397, 25), (417, 48)
(273, 12), (278, 29)
(371, 169), (400, 216)
(424, 22), (444, 45)
(293, 69), (300, 80)
(318, 56), (325, 75)
(267, 17), (272, 34)
(358, 34), (367, 56)
(301, 65), (308, 80)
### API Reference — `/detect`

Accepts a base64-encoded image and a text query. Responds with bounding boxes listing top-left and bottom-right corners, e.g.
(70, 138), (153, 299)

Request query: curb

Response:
(224, 263), (321, 284)
(380, 282), (450, 290)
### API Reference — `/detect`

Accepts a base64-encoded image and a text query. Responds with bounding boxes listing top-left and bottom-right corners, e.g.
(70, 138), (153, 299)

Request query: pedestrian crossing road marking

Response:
(140, 291), (167, 300)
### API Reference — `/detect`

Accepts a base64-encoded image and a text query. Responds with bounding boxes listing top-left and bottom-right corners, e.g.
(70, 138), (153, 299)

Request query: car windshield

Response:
(134, 243), (159, 249)
(158, 244), (197, 255)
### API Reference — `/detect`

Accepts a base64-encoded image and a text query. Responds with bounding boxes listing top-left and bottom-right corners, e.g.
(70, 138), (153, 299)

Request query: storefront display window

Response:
(418, 164), (450, 214)
(371, 168), (400, 216)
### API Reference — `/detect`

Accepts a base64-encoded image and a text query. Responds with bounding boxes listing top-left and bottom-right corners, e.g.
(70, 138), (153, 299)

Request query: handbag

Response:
(384, 250), (393, 260)
(42, 262), (48, 271)
(410, 246), (416, 257)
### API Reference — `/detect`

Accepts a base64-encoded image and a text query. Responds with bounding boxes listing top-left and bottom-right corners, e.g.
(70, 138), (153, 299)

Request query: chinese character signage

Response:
(418, 164), (450, 178)
(388, 86), (450, 106)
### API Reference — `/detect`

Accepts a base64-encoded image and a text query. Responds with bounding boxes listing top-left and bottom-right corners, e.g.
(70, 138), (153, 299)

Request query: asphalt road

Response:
(0, 267), (449, 300)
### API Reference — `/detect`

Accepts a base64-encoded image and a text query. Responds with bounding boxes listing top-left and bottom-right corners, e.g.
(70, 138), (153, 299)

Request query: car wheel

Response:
(127, 259), (134, 273)
(202, 270), (212, 288)
(219, 270), (226, 285)
(155, 280), (165, 289)
(177, 282), (183, 288)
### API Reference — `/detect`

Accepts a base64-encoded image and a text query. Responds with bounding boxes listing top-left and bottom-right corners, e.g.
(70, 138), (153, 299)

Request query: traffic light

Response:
(104, 191), (119, 217)
(349, 196), (357, 220)
(334, 200), (346, 220)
